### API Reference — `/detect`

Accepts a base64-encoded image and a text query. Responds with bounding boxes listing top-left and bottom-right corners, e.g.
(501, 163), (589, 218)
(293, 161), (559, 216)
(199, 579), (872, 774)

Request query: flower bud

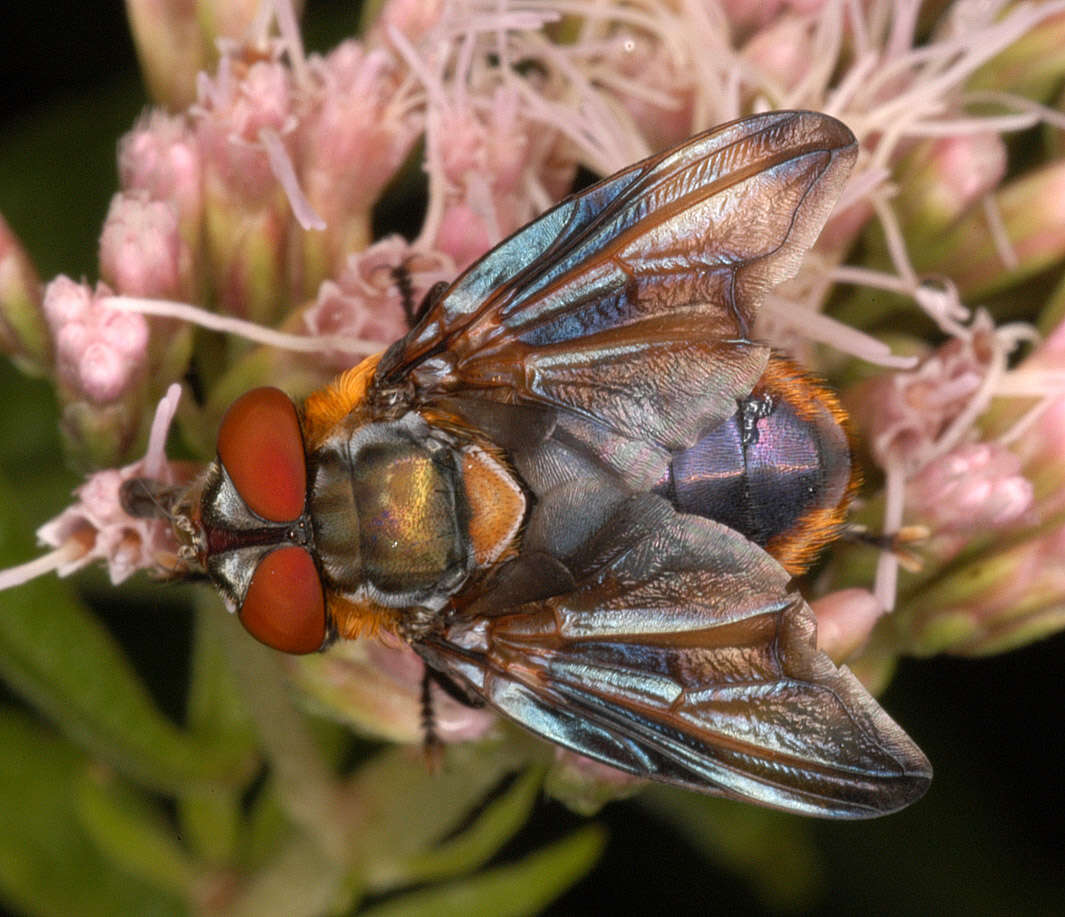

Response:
(896, 524), (1065, 657)
(544, 749), (642, 815)
(427, 86), (573, 268)
(992, 317), (1065, 520)
(967, 10), (1065, 102)
(743, 14), (814, 91)
(906, 442), (1033, 560)
(125, 0), (264, 109)
(118, 111), (204, 253)
(853, 317), (996, 475)
(125, 0), (208, 108)
(300, 236), (448, 371)
(0, 214), (50, 374)
(915, 161), (1065, 298)
(42, 277), (152, 467)
(288, 640), (494, 744)
(99, 193), (196, 301)
(44, 278), (149, 406)
(297, 42), (422, 292)
(195, 53), (297, 324)
(893, 133), (1007, 244)
(812, 589), (884, 663)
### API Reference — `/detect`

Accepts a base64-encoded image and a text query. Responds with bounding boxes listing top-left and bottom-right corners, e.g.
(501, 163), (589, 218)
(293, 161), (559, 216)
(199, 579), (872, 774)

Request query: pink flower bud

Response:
(908, 443), (1032, 533)
(967, 9), (1065, 100)
(921, 161), (1065, 298)
(899, 524), (1065, 657)
(855, 317), (996, 475)
(301, 236), (444, 371)
(118, 111), (203, 249)
(995, 317), (1065, 518)
(425, 81), (573, 266)
(99, 192), (195, 300)
(743, 14), (814, 90)
(288, 639), (495, 744)
(895, 134), (1008, 241)
(196, 55), (295, 201)
(434, 202), (497, 271)
(43, 277), (149, 404)
(545, 749), (643, 813)
(812, 589), (884, 662)
(194, 51), (298, 322)
(297, 41), (422, 286)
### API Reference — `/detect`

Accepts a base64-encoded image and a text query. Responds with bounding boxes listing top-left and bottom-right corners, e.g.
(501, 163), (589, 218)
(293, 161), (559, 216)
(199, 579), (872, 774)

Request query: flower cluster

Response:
(3, 0), (1065, 909)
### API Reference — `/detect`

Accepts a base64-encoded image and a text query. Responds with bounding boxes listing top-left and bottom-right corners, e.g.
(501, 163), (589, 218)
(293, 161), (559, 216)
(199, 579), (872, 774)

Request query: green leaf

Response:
(0, 709), (183, 917)
(357, 739), (530, 890)
(396, 768), (544, 886)
(224, 831), (363, 917)
(74, 765), (201, 896)
(221, 609), (358, 865)
(359, 824), (606, 917)
(179, 602), (258, 862)
(0, 469), (255, 795)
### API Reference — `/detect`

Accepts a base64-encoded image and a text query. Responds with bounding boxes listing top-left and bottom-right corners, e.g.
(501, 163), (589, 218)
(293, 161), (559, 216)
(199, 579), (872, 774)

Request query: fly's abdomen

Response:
(654, 356), (856, 574)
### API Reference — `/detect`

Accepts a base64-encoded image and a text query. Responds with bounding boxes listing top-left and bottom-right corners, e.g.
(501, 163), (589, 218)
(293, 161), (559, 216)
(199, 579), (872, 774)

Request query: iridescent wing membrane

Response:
(381, 111), (932, 816)
(381, 110), (854, 455)
(424, 497), (930, 817)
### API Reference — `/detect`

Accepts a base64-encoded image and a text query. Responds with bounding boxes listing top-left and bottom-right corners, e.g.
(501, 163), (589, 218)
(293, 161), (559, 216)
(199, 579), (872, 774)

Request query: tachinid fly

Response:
(129, 111), (932, 819)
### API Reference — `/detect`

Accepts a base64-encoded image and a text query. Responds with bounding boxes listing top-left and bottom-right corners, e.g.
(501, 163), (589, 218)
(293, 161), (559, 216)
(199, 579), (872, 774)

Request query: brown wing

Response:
(418, 496), (931, 818)
(377, 111), (857, 452)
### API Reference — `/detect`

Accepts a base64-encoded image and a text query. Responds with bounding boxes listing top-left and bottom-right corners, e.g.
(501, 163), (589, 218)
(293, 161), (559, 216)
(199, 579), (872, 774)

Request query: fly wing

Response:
(378, 111), (858, 451)
(419, 496), (931, 819)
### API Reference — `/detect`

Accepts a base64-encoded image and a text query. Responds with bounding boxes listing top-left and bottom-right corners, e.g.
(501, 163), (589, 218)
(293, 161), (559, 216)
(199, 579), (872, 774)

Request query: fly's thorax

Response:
(309, 411), (527, 614)
(310, 411), (468, 608)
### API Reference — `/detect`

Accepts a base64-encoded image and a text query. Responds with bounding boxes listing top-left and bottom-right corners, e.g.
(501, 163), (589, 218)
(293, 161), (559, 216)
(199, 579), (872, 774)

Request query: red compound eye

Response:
(239, 546), (326, 654)
(218, 387), (306, 522)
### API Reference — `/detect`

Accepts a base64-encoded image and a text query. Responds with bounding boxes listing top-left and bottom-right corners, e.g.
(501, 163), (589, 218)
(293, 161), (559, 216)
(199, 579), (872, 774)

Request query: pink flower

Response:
(296, 40), (423, 282)
(43, 277), (149, 404)
(194, 53), (296, 201)
(812, 589), (884, 662)
(426, 80), (572, 266)
(0, 386), (185, 592)
(118, 111), (203, 248)
(287, 639), (495, 745)
(907, 442), (1032, 538)
(300, 236), (451, 370)
(856, 314), (998, 476)
(99, 192), (195, 300)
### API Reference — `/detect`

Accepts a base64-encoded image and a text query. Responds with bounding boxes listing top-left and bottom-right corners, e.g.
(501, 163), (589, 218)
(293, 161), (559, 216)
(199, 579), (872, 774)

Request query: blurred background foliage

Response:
(1, 2), (1064, 915)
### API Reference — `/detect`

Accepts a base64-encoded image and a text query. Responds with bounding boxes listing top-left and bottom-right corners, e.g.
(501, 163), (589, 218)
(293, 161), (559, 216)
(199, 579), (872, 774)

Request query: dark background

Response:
(1, 2), (1064, 915)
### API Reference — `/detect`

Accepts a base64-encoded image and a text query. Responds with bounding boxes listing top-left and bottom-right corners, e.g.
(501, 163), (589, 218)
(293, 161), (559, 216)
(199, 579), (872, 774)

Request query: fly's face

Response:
(192, 385), (327, 654)
(188, 362), (526, 654)
(154, 111), (933, 818)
